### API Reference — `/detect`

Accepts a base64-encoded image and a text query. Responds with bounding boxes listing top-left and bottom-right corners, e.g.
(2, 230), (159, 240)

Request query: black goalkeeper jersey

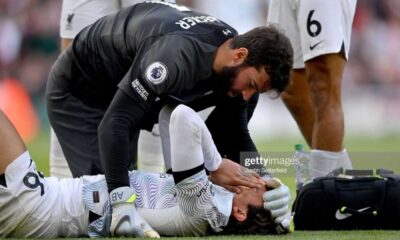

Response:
(68, 1), (237, 108)
(48, 1), (259, 189)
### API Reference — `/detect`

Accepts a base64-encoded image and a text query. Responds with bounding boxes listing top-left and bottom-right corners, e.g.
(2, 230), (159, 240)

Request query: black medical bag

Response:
(292, 169), (400, 230)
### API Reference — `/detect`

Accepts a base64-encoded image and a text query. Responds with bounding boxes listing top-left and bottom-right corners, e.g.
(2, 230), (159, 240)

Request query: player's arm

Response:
(196, 106), (264, 192)
(98, 88), (155, 191)
(99, 35), (205, 191)
(164, 105), (263, 191)
(204, 94), (291, 225)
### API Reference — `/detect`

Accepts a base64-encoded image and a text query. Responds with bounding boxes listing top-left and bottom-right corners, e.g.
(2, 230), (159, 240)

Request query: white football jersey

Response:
(1, 152), (233, 237)
(84, 170), (234, 237)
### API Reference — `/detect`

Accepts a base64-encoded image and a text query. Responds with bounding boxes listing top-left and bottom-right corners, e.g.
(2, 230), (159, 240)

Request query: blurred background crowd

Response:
(0, 0), (399, 143)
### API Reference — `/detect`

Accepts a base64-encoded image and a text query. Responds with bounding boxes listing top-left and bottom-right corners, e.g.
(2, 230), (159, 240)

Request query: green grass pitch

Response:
(26, 130), (400, 239)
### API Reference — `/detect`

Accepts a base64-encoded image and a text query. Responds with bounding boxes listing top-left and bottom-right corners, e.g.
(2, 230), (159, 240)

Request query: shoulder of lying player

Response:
(173, 170), (233, 233)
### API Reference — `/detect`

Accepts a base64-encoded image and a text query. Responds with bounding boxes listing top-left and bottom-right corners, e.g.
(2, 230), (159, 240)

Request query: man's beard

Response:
(213, 65), (241, 95)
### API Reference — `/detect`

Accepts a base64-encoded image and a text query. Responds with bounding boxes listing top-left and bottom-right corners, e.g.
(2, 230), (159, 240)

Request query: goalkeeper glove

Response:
(262, 177), (293, 234)
(109, 187), (145, 237)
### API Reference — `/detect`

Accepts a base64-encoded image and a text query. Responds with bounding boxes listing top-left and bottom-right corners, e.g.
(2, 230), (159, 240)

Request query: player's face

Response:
(235, 185), (265, 208)
(227, 65), (270, 101)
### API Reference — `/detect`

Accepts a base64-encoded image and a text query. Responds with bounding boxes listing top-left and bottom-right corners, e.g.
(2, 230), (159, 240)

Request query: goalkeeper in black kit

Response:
(46, 1), (293, 235)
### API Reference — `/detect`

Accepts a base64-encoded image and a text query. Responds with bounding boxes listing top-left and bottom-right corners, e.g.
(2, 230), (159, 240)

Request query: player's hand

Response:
(262, 177), (293, 233)
(209, 158), (264, 193)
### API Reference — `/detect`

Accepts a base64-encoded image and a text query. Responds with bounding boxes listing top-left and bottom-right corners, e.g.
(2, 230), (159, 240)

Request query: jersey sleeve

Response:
(141, 34), (215, 95)
(119, 34), (215, 104)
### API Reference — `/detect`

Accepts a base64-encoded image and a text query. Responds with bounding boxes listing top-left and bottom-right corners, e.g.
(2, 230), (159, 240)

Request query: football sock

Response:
(310, 149), (352, 179)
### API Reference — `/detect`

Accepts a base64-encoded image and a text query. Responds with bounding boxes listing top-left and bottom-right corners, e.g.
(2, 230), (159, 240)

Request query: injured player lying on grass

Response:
(0, 105), (290, 237)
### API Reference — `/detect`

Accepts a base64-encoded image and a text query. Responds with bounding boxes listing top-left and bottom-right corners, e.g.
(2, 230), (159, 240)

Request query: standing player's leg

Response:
(281, 69), (314, 147)
(269, 0), (355, 178)
(298, 0), (355, 177)
(280, 61), (352, 176)
(305, 53), (352, 177)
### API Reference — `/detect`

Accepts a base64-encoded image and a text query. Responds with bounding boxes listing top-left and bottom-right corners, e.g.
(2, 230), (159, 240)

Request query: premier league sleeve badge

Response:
(145, 61), (168, 85)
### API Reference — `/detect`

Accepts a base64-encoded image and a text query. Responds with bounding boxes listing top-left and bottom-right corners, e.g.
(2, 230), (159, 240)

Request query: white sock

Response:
(310, 149), (353, 179)
(338, 149), (353, 170)
(49, 129), (72, 178)
(138, 126), (165, 173)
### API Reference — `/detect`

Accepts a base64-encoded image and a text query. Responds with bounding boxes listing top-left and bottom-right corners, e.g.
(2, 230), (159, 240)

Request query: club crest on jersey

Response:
(145, 62), (168, 85)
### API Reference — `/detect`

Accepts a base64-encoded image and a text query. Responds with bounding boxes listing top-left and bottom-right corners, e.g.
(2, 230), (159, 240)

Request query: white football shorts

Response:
(0, 151), (87, 237)
(267, 0), (357, 69)
(60, 0), (176, 39)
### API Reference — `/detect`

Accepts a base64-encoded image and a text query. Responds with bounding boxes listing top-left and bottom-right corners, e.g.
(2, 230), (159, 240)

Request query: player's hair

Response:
(230, 25), (294, 97)
(208, 205), (277, 235)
